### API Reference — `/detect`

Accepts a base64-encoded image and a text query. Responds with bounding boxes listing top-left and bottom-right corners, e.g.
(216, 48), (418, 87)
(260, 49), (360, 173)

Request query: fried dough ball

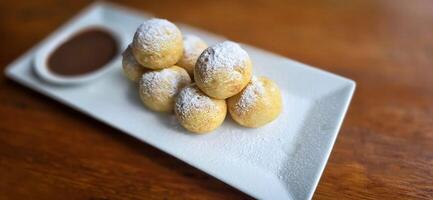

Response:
(177, 34), (208, 77)
(139, 66), (191, 112)
(122, 45), (149, 82)
(132, 18), (183, 69)
(227, 76), (282, 128)
(194, 41), (252, 99)
(174, 84), (227, 133)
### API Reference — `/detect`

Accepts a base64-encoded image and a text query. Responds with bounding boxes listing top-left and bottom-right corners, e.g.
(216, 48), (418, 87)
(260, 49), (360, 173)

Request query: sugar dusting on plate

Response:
(172, 91), (306, 176)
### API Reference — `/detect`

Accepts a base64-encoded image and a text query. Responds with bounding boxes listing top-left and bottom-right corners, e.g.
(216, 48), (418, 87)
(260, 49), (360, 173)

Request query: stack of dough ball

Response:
(227, 76), (282, 128)
(122, 18), (283, 133)
(122, 45), (149, 82)
(194, 41), (253, 99)
(176, 35), (208, 77)
(175, 84), (227, 133)
(139, 66), (191, 112)
(131, 18), (183, 69)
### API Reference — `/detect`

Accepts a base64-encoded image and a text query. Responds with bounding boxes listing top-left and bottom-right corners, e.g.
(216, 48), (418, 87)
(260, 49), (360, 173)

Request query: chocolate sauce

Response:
(48, 28), (119, 76)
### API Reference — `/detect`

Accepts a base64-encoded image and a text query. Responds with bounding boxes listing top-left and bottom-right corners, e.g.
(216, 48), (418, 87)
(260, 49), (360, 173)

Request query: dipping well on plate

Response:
(48, 28), (119, 76)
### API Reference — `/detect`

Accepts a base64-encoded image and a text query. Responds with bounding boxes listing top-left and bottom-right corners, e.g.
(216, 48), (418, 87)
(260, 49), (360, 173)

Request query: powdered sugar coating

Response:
(182, 35), (207, 65)
(140, 67), (190, 99)
(236, 76), (265, 114)
(175, 85), (216, 118)
(133, 18), (180, 52)
(196, 41), (249, 82)
(122, 45), (139, 66)
(122, 45), (147, 82)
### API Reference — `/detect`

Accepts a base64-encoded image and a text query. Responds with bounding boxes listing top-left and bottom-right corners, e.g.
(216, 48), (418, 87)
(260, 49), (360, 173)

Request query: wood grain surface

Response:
(1, 0), (433, 199)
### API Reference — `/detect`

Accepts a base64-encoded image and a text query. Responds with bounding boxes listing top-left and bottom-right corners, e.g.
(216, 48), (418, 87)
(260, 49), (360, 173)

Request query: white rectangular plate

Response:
(5, 2), (355, 200)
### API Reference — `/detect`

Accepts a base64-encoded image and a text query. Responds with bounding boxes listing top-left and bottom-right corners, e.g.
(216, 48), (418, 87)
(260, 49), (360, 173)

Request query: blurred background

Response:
(0, 0), (432, 199)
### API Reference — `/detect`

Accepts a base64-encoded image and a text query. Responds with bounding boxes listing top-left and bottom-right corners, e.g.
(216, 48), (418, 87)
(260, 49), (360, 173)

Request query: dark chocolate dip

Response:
(48, 28), (119, 76)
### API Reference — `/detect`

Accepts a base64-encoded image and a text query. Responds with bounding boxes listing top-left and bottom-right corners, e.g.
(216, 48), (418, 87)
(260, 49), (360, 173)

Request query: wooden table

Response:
(1, 0), (432, 199)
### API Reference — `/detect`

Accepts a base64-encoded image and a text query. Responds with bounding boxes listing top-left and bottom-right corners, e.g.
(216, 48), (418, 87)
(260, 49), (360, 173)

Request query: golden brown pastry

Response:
(174, 84), (227, 133)
(194, 41), (253, 99)
(139, 66), (191, 112)
(131, 18), (183, 69)
(122, 45), (149, 82)
(177, 34), (208, 77)
(227, 76), (282, 128)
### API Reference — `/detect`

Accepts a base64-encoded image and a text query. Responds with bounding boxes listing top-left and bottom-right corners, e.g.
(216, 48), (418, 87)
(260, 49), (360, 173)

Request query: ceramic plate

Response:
(4, 2), (355, 199)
